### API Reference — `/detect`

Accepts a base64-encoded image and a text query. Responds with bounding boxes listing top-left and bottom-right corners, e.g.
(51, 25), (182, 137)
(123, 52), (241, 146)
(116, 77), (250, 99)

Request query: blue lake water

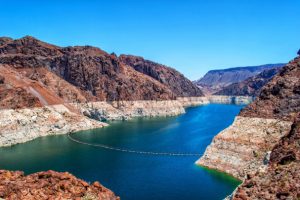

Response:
(0, 104), (243, 200)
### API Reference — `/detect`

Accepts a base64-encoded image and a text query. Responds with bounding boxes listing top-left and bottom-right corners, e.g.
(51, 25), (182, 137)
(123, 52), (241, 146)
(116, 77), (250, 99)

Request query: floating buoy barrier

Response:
(67, 133), (202, 157)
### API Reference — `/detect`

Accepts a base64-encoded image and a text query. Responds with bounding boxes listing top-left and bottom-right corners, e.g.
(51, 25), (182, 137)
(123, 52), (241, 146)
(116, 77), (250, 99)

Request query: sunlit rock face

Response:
(0, 105), (107, 147)
(198, 55), (300, 198)
(119, 55), (204, 97)
(231, 115), (300, 200)
(196, 116), (292, 179)
(0, 170), (119, 200)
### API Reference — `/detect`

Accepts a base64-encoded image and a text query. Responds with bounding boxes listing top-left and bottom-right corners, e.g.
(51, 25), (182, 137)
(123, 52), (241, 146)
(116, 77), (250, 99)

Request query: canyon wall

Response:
(196, 116), (292, 179)
(230, 114), (300, 200)
(197, 55), (300, 198)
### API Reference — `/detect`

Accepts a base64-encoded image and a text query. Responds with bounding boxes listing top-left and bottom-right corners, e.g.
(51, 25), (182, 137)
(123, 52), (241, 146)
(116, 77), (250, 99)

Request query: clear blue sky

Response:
(1, 0), (299, 80)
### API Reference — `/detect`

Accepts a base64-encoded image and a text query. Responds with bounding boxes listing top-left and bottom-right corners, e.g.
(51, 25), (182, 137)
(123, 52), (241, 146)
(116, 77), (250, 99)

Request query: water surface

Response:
(0, 104), (243, 200)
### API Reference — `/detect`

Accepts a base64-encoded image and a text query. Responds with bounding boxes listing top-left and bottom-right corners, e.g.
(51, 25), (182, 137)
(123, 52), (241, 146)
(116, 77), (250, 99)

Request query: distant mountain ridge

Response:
(215, 67), (282, 96)
(194, 63), (285, 95)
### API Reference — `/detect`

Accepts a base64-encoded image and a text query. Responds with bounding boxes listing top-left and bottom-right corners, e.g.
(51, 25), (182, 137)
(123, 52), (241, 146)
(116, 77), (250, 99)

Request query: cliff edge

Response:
(197, 55), (300, 184)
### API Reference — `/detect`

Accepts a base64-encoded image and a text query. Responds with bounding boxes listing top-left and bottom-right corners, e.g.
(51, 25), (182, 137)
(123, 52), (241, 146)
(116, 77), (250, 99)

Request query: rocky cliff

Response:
(231, 114), (300, 200)
(194, 63), (284, 95)
(215, 67), (281, 97)
(0, 36), (204, 107)
(197, 55), (299, 187)
(119, 54), (203, 97)
(0, 36), (179, 103)
(0, 170), (119, 200)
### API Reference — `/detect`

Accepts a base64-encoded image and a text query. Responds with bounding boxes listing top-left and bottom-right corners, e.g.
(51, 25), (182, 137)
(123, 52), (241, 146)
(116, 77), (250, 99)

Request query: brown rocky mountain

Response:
(240, 56), (300, 121)
(0, 170), (119, 199)
(215, 67), (282, 97)
(229, 56), (300, 199)
(0, 36), (203, 109)
(198, 54), (300, 199)
(194, 63), (285, 95)
(119, 55), (203, 97)
(232, 114), (300, 200)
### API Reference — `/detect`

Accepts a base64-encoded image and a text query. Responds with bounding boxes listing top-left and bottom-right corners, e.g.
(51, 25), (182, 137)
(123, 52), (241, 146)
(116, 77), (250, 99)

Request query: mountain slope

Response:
(198, 55), (300, 199)
(198, 55), (299, 176)
(232, 114), (300, 200)
(240, 57), (300, 121)
(0, 36), (202, 109)
(119, 54), (203, 97)
(194, 63), (285, 95)
(215, 67), (282, 96)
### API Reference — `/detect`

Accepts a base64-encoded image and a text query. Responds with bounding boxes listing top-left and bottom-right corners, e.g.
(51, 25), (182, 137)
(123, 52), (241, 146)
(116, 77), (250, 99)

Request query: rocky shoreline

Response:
(196, 116), (292, 180)
(0, 95), (253, 147)
(197, 55), (300, 199)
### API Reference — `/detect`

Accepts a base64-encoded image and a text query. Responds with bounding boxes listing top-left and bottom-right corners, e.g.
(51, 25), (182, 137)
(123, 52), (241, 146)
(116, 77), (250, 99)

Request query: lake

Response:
(0, 104), (243, 200)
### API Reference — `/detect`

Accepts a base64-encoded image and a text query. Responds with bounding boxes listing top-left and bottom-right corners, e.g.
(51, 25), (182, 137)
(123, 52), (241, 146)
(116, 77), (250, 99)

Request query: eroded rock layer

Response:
(198, 55), (300, 198)
(231, 115), (300, 200)
(0, 170), (119, 200)
(196, 116), (292, 179)
(240, 57), (300, 121)
(0, 104), (107, 146)
(119, 55), (203, 97)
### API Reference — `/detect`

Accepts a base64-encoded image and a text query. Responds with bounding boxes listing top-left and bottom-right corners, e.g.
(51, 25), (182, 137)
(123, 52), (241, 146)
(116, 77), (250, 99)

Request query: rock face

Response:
(215, 67), (281, 97)
(240, 57), (300, 121)
(0, 36), (205, 106)
(232, 115), (300, 200)
(0, 104), (107, 146)
(0, 170), (119, 200)
(197, 116), (292, 179)
(198, 56), (299, 176)
(119, 54), (203, 97)
(75, 100), (186, 121)
(194, 63), (284, 95)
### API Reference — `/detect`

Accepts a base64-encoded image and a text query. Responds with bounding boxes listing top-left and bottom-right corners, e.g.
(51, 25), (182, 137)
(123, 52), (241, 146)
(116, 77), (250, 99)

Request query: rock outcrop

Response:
(74, 100), (186, 121)
(231, 114), (300, 200)
(197, 55), (300, 186)
(194, 63), (284, 95)
(119, 54), (203, 97)
(0, 104), (107, 146)
(240, 57), (300, 121)
(215, 67), (281, 97)
(197, 116), (292, 179)
(0, 170), (119, 200)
